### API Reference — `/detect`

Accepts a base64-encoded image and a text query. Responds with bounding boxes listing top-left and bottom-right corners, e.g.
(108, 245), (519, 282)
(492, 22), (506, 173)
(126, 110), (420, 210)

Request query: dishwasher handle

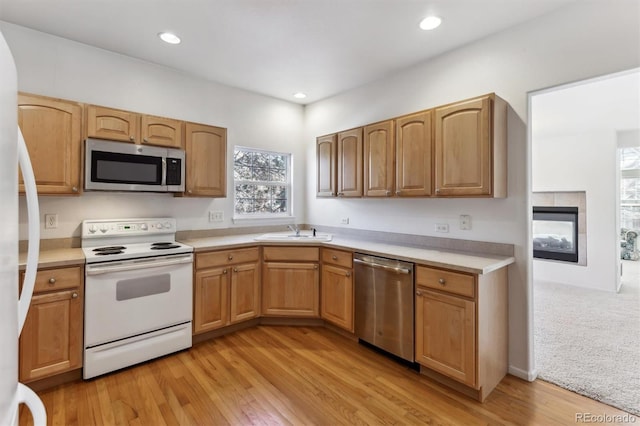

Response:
(354, 258), (412, 275)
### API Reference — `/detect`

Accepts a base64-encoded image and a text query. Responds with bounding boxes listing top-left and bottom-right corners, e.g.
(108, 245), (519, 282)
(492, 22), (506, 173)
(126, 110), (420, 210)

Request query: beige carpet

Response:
(534, 260), (640, 415)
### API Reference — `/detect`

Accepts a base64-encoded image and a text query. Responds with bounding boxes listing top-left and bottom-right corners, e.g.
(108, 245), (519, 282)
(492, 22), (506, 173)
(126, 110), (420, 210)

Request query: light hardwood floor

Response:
(20, 326), (636, 425)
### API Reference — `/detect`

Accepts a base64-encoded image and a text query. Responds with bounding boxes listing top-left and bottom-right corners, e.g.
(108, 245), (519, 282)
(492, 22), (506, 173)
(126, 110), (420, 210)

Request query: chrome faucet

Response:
(287, 224), (300, 236)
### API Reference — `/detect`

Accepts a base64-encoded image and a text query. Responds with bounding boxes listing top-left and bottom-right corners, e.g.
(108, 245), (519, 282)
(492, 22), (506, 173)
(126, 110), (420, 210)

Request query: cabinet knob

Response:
(48, 277), (56, 284)
(346, 272), (351, 277)
(416, 290), (422, 296)
(314, 264), (318, 269)
(338, 192), (344, 197)
(130, 136), (135, 142)
(386, 190), (391, 196)
(332, 255), (337, 260)
(438, 278), (446, 285)
(72, 186), (78, 192)
(143, 138), (149, 143)
(188, 190), (193, 194)
(228, 255), (233, 260)
(223, 269), (228, 274)
(435, 188), (441, 194)
(71, 292), (78, 299)
(396, 190), (401, 196)
(234, 268), (238, 273)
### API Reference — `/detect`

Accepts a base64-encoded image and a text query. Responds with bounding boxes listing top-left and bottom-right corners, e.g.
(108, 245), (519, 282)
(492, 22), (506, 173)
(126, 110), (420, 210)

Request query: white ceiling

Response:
(0, 0), (577, 104)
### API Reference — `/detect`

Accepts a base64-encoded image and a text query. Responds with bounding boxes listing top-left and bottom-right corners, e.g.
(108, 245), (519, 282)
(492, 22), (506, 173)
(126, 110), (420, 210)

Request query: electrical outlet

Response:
(460, 214), (472, 230)
(209, 211), (224, 222)
(435, 223), (449, 233)
(340, 217), (350, 225)
(45, 214), (58, 229)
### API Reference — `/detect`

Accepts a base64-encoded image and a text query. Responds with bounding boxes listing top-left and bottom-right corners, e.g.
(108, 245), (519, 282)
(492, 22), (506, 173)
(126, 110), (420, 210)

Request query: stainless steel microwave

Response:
(84, 138), (185, 193)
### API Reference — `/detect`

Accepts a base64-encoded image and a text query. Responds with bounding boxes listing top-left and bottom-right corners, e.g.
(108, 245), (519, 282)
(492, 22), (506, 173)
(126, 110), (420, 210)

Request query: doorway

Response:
(529, 69), (640, 415)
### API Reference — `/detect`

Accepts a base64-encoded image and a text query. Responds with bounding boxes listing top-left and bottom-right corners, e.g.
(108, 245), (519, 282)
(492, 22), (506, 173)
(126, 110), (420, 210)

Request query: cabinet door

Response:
(262, 262), (319, 317)
(18, 93), (82, 195)
(395, 110), (432, 197)
(184, 122), (227, 197)
(86, 105), (139, 143)
(434, 95), (491, 196)
(364, 120), (394, 197)
(337, 128), (363, 197)
(19, 289), (82, 382)
(230, 262), (261, 323)
(321, 264), (353, 332)
(415, 289), (476, 387)
(316, 134), (336, 197)
(141, 115), (183, 148)
(194, 267), (230, 333)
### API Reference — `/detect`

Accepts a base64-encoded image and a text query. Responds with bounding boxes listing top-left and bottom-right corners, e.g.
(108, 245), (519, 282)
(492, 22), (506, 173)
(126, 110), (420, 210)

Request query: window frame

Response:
(232, 145), (293, 221)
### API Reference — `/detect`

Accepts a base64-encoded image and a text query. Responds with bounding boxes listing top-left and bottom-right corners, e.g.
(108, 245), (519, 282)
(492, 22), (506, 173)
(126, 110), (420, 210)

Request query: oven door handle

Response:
(86, 255), (193, 276)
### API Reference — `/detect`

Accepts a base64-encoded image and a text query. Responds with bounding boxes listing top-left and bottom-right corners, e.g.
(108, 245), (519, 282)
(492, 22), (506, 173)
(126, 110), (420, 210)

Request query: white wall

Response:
(532, 131), (618, 292)
(0, 22), (305, 239)
(304, 1), (640, 378)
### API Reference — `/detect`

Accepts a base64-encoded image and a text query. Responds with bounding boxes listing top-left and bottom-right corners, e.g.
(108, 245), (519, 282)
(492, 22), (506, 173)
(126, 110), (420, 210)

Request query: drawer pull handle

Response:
(48, 278), (56, 284)
(438, 278), (446, 285)
(332, 255), (338, 260)
(71, 292), (78, 299)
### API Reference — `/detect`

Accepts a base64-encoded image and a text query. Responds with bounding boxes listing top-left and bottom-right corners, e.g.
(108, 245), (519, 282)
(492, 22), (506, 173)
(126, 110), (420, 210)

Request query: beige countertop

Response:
(180, 233), (514, 275)
(18, 248), (85, 270)
(19, 233), (514, 275)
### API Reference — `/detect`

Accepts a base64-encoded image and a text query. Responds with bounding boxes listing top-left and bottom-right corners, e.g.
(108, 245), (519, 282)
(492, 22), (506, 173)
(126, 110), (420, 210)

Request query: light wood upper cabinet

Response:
(337, 128), (363, 197)
(316, 134), (337, 197)
(18, 93), (83, 195)
(395, 110), (432, 197)
(184, 122), (227, 197)
(141, 115), (183, 148)
(434, 94), (507, 197)
(87, 105), (139, 143)
(88, 106), (184, 149)
(364, 120), (395, 197)
(19, 266), (83, 382)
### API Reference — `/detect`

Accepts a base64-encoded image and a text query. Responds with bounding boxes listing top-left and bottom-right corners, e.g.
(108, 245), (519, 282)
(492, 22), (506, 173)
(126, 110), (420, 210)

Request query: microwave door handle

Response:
(161, 158), (167, 187)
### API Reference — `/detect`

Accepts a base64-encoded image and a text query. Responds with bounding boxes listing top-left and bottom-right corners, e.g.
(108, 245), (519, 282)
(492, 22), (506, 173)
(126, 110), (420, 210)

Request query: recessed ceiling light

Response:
(419, 16), (442, 31)
(293, 92), (307, 99)
(158, 32), (181, 44)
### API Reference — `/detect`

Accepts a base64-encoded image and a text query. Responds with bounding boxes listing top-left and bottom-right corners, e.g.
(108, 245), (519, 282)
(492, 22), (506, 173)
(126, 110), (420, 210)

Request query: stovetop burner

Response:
(151, 244), (181, 250)
(151, 242), (175, 246)
(93, 246), (126, 252)
(95, 250), (124, 256)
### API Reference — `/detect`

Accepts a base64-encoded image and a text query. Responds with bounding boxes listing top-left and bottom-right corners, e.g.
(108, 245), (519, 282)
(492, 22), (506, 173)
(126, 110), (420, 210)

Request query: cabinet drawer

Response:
(263, 246), (319, 262)
(321, 248), (352, 269)
(22, 266), (83, 294)
(196, 247), (259, 269)
(416, 266), (475, 298)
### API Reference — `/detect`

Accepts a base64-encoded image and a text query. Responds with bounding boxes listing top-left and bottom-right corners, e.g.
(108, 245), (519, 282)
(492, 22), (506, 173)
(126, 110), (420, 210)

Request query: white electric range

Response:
(81, 218), (194, 379)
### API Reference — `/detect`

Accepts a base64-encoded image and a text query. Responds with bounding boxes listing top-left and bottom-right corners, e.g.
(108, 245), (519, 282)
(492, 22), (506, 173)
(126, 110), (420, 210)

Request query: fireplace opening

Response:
(533, 206), (579, 263)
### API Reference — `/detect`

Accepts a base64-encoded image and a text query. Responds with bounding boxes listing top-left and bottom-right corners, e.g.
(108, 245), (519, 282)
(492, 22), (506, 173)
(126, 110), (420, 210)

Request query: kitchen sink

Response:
(254, 232), (332, 242)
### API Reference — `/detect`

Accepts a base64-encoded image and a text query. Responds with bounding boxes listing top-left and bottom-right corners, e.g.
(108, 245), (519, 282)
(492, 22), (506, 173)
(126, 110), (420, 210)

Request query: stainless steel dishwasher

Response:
(354, 253), (415, 362)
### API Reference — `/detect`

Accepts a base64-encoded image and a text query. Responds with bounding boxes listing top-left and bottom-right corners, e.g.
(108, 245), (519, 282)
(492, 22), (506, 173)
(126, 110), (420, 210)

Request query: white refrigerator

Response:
(0, 29), (47, 426)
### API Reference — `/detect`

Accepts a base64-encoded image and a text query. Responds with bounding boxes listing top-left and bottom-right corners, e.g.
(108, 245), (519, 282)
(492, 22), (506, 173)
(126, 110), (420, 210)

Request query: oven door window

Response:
(116, 274), (170, 301)
(91, 150), (162, 185)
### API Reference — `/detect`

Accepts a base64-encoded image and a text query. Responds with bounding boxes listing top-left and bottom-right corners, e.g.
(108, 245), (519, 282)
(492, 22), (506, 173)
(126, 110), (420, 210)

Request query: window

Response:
(621, 147), (640, 229)
(233, 147), (292, 218)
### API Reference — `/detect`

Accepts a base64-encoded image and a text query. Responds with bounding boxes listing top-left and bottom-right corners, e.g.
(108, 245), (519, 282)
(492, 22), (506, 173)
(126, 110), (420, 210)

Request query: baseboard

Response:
(508, 365), (537, 381)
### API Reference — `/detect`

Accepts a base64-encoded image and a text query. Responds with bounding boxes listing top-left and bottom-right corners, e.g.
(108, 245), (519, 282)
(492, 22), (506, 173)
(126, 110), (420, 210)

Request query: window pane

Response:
(273, 185), (287, 199)
(270, 154), (287, 169)
(235, 198), (253, 214)
(270, 167), (286, 182)
(234, 150), (254, 167)
(273, 199), (287, 213)
(235, 184), (255, 199)
(621, 147), (640, 170)
(254, 152), (270, 168)
(253, 167), (270, 181)
(234, 165), (253, 180)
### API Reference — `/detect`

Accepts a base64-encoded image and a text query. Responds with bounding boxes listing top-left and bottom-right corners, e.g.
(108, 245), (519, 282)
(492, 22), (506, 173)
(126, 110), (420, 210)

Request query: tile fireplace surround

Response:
(532, 191), (587, 266)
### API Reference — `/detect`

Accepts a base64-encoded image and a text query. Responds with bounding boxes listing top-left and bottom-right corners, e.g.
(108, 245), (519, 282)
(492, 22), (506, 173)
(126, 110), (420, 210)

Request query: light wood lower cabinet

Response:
(193, 248), (260, 334)
(19, 266), (84, 383)
(262, 247), (319, 317)
(320, 248), (354, 331)
(414, 265), (508, 402)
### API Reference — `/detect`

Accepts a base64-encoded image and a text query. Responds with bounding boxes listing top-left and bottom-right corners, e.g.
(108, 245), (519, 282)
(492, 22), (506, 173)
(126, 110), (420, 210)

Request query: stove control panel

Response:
(82, 218), (177, 238)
